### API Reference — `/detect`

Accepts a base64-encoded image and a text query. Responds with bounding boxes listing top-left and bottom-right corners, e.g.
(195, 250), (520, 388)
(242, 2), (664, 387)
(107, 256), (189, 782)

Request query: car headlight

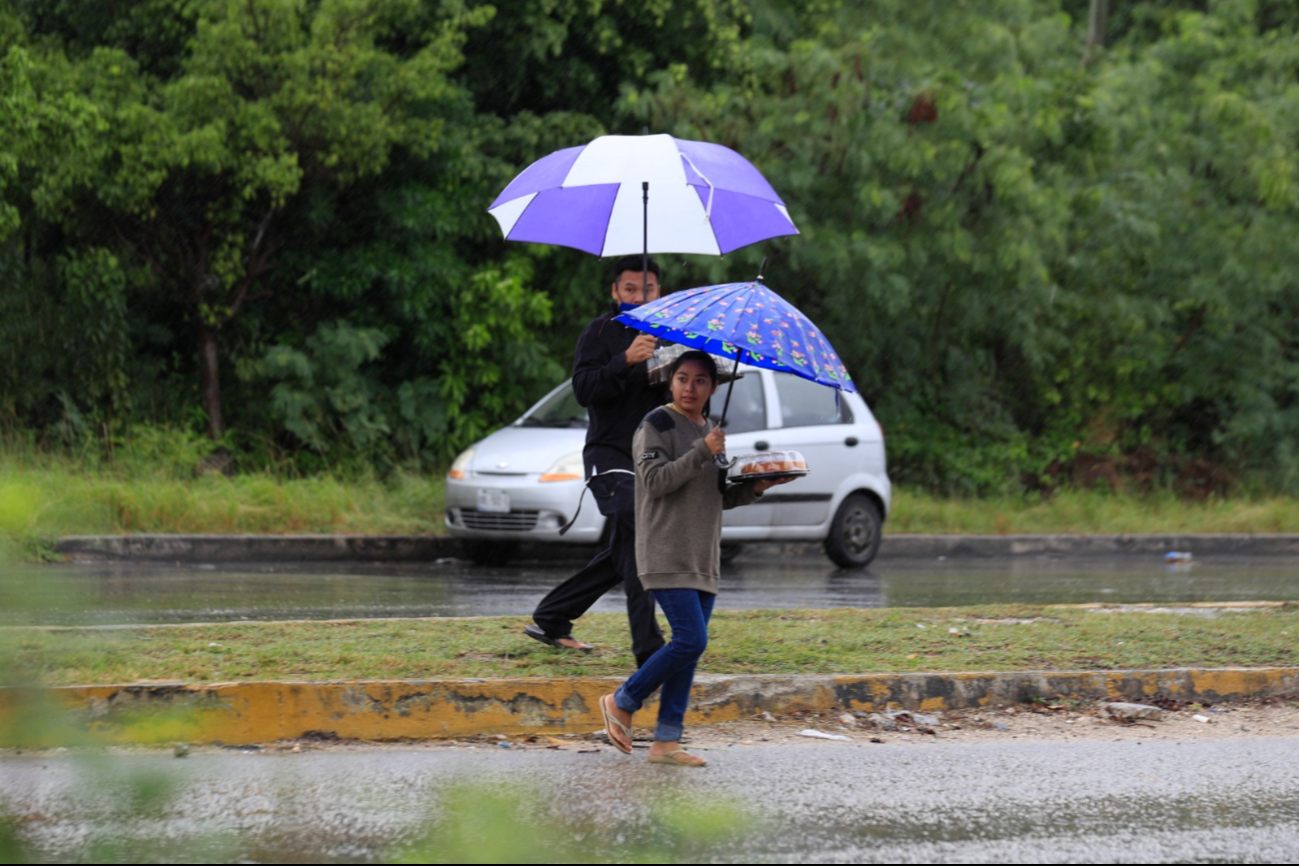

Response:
(447, 447), (475, 480)
(539, 451), (584, 483)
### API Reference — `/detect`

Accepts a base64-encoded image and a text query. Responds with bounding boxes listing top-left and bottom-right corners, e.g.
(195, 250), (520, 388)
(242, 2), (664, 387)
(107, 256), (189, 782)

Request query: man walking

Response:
(525, 256), (668, 667)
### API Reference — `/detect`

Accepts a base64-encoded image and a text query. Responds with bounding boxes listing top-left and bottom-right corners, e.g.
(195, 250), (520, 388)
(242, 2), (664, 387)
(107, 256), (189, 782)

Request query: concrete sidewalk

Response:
(51, 532), (1299, 563)
(4, 667), (1297, 747)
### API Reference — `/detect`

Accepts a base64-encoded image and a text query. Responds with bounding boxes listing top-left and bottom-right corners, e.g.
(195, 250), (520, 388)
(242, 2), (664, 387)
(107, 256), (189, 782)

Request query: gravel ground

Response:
(240, 695), (1299, 756)
(7, 697), (1297, 761)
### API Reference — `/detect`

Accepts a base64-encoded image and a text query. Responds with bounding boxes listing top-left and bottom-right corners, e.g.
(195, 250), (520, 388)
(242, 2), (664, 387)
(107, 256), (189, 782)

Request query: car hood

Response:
(468, 425), (586, 474)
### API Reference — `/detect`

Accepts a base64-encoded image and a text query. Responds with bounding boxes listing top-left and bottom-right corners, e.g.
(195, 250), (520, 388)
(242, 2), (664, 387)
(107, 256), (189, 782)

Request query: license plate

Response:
(476, 488), (510, 513)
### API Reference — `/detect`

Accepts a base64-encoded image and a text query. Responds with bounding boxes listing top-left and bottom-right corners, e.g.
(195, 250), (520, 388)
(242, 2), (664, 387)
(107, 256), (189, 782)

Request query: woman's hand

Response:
(704, 426), (726, 456)
(753, 475), (797, 494)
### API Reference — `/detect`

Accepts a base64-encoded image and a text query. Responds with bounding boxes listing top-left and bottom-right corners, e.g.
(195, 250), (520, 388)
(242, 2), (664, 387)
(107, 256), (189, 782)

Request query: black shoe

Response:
(524, 624), (592, 651)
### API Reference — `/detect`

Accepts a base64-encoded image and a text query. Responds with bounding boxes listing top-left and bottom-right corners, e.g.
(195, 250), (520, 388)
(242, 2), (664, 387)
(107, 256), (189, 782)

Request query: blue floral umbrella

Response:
(615, 279), (855, 427)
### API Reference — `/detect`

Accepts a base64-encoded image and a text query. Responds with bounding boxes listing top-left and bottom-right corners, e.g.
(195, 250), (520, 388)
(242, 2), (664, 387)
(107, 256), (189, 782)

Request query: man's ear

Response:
(610, 283), (619, 302)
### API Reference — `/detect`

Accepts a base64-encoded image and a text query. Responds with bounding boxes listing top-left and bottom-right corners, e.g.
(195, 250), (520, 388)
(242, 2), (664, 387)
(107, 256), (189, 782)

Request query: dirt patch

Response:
(17, 697), (1296, 758)
(235, 695), (1299, 755)
(649, 697), (1299, 750)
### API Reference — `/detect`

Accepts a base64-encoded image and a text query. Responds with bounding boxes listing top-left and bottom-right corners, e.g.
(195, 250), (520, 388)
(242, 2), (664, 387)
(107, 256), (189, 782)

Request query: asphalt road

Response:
(4, 736), (1298, 863)
(6, 554), (1299, 625)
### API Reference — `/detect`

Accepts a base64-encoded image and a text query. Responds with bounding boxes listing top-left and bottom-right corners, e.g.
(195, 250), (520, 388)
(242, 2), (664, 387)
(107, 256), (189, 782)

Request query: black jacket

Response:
(572, 308), (667, 477)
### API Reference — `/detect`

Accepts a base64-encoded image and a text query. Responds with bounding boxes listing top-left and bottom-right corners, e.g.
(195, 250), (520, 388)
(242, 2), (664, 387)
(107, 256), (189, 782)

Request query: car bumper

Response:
(444, 475), (604, 544)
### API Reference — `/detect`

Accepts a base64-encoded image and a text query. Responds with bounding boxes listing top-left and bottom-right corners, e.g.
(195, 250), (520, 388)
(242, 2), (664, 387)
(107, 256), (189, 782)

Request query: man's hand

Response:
(753, 475), (797, 494)
(704, 426), (726, 456)
(624, 334), (657, 365)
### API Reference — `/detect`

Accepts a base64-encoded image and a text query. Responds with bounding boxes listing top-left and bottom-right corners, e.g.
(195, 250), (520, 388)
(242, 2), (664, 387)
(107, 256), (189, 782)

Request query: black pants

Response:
(531, 472), (665, 667)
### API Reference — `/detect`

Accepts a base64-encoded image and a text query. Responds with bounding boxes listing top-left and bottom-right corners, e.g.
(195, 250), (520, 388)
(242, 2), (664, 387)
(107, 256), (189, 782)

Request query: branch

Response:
(950, 141), (986, 196)
(250, 208), (274, 256)
(110, 218), (165, 277)
(224, 213), (280, 324)
(1169, 303), (1207, 358)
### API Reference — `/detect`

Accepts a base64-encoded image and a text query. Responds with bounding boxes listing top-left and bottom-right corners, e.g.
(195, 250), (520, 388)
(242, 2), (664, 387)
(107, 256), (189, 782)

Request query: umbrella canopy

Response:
(615, 280), (856, 394)
(487, 134), (799, 257)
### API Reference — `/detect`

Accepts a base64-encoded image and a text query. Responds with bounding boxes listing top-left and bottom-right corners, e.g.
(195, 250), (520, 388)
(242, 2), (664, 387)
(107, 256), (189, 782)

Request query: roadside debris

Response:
(860, 710), (941, 730)
(797, 730), (851, 741)
(1103, 702), (1167, 722)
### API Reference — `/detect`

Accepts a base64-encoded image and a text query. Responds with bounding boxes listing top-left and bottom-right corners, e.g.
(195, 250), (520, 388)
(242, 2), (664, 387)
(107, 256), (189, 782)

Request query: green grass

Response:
(4, 434), (1299, 561)
(4, 605), (1296, 687)
(0, 463), (448, 556)
(889, 487), (1299, 535)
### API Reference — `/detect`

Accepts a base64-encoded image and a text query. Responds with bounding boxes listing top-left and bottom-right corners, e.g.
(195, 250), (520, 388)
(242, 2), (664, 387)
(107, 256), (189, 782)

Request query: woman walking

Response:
(599, 351), (791, 766)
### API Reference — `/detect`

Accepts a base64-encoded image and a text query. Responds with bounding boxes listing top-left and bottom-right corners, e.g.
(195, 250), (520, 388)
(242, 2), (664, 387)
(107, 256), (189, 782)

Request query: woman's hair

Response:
(668, 350), (718, 383)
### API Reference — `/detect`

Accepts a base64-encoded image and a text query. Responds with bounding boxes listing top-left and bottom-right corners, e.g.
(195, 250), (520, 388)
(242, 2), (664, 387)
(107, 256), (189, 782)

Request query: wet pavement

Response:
(3, 553), (1298, 625)
(4, 736), (1299, 863)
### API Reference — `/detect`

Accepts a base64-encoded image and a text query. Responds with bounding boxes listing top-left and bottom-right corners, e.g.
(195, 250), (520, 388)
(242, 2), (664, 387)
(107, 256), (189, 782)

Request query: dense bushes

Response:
(1, 0), (1297, 493)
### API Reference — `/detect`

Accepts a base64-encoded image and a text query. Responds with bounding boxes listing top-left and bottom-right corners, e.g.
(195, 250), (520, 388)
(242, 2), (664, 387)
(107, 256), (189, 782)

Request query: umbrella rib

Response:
(597, 184), (623, 257)
(679, 152), (715, 221)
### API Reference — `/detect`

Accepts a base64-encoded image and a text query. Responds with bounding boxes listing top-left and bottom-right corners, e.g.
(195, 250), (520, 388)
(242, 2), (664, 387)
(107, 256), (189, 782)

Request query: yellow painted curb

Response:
(2, 668), (1297, 747)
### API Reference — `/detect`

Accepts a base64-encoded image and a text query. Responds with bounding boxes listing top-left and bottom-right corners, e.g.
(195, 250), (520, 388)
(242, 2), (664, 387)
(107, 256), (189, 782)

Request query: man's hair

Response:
(611, 255), (660, 283)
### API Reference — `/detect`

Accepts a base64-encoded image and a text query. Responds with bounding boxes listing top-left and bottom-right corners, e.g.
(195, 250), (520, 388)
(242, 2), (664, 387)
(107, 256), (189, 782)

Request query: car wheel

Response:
(824, 493), (882, 568)
(720, 543), (744, 564)
(462, 540), (520, 567)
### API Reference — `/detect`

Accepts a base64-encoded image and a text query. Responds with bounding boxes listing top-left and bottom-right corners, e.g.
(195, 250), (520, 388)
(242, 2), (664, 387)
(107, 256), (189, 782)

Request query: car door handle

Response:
(755, 440), (770, 451)
(845, 437), (859, 447)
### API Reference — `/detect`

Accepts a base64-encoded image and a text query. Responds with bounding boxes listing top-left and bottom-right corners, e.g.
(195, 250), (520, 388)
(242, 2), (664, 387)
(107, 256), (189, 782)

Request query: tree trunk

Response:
(1084, 0), (1108, 65)
(198, 324), (225, 441)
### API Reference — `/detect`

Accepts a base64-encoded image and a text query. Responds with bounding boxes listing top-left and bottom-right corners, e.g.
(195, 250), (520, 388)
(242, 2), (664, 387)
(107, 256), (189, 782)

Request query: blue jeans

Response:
(614, 588), (716, 742)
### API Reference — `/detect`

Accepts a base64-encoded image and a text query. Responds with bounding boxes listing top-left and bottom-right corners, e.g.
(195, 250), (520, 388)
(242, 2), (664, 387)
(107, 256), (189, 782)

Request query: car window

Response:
(520, 383), (588, 428)
(708, 373), (767, 434)
(774, 373), (853, 427)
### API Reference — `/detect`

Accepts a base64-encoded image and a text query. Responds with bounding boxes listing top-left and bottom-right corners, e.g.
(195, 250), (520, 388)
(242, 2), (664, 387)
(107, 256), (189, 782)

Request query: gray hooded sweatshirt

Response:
(633, 405), (761, 594)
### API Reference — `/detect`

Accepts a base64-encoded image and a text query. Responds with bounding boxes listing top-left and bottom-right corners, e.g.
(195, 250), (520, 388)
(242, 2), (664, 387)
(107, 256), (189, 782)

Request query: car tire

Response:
(824, 493), (882, 568)
(720, 543), (744, 564)
(463, 540), (520, 567)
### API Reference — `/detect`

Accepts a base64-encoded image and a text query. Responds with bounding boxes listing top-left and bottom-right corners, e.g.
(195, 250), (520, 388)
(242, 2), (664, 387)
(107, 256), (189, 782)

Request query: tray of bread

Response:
(727, 450), (809, 482)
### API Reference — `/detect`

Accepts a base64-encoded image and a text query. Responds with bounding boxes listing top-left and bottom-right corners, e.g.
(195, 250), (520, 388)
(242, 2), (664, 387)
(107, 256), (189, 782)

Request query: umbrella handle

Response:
(715, 345), (742, 494)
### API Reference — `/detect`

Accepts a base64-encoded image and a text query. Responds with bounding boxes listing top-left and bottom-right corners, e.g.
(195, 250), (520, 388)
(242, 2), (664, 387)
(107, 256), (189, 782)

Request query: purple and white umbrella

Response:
(487, 134), (799, 257)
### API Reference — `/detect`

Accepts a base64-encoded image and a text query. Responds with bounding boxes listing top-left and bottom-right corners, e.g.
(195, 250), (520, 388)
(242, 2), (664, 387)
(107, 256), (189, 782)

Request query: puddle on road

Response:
(4, 741), (1299, 864)
(3, 554), (1297, 626)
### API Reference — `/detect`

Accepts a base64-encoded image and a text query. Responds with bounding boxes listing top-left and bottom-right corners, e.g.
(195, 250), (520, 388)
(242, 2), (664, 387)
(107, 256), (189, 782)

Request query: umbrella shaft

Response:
(718, 344), (742, 432)
(642, 182), (649, 303)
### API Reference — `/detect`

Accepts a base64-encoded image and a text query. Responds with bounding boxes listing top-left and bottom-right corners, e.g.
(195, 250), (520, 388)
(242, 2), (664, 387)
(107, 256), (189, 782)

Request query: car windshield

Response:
(518, 382), (589, 428)
(706, 372), (766, 434)
(774, 373), (853, 427)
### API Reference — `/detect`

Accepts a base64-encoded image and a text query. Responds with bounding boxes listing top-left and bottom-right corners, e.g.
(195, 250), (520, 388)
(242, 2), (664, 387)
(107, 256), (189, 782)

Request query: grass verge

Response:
(0, 464), (448, 557)
(6, 462), (1299, 557)
(889, 488), (1299, 535)
(4, 605), (1296, 687)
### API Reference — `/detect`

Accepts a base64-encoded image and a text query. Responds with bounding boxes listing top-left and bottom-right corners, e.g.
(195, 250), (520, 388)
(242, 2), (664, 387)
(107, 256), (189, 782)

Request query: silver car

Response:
(445, 367), (891, 567)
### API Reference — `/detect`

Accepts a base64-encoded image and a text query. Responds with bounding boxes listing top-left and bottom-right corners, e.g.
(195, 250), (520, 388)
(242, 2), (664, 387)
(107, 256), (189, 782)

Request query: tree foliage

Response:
(2, 0), (1298, 492)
